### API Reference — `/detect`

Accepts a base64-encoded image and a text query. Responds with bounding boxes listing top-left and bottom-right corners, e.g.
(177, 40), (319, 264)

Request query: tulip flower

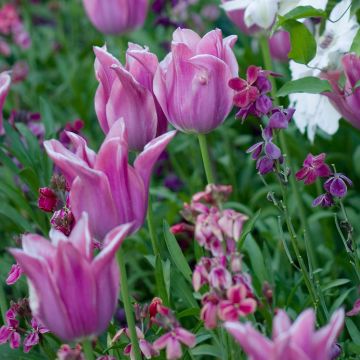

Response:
(153, 28), (238, 134)
(225, 308), (344, 360)
(10, 213), (133, 341)
(323, 53), (360, 130)
(44, 119), (176, 239)
(94, 43), (167, 151)
(82, 0), (148, 35)
(0, 71), (11, 135)
(269, 30), (291, 62)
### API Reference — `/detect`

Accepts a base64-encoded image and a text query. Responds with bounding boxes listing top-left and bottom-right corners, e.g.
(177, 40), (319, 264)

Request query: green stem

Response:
(0, 283), (7, 324)
(147, 196), (170, 306)
(117, 250), (142, 360)
(82, 339), (95, 360)
(197, 134), (215, 184)
(259, 35), (317, 268)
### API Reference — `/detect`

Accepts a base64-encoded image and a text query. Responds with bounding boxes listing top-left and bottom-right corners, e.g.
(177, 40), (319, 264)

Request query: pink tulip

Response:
(323, 53), (360, 130)
(10, 213), (133, 341)
(221, 1), (260, 34)
(153, 28), (238, 134)
(82, 0), (148, 35)
(44, 119), (176, 239)
(0, 71), (11, 135)
(94, 43), (167, 151)
(269, 30), (291, 62)
(225, 308), (344, 360)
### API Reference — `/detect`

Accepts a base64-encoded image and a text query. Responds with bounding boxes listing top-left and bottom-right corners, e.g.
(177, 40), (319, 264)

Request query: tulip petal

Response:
(9, 249), (71, 340)
(134, 130), (176, 192)
(225, 322), (272, 360)
(54, 241), (98, 340)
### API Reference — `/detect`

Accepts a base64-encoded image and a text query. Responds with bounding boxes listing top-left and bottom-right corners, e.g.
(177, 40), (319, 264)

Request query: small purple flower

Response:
(0, 309), (21, 349)
(255, 95), (272, 114)
(6, 263), (22, 285)
(268, 108), (295, 129)
(256, 156), (275, 175)
(296, 153), (331, 185)
(324, 173), (352, 198)
(312, 193), (334, 208)
(23, 318), (49, 353)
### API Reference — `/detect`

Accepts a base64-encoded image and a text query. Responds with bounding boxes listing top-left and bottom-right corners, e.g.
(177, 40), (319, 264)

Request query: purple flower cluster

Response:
(0, 301), (49, 353)
(231, 65), (295, 175)
(295, 153), (352, 207)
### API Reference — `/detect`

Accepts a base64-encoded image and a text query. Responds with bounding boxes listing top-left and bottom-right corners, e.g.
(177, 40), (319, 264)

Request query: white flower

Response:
(221, 0), (326, 29)
(290, 0), (359, 140)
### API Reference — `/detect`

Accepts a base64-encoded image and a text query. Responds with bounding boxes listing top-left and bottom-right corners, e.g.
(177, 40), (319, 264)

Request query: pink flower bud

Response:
(6, 263), (22, 285)
(82, 0), (148, 35)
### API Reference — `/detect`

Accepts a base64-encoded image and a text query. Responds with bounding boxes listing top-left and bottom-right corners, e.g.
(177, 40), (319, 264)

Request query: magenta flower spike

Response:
(94, 44), (167, 151)
(225, 308), (345, 360)
(82, 0), (148, 35)
(0, 71), (11, 135)
(10, 213), (133, 341)
(153, 28), (238, 134)
(44, 119), (176, 239)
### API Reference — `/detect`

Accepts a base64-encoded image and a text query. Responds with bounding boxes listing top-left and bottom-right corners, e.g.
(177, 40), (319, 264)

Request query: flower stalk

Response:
(117, 250), (142, 360)
(147, 196), (170, 306)
(198, 133), (215, 184)
(82, 339), (95, 360)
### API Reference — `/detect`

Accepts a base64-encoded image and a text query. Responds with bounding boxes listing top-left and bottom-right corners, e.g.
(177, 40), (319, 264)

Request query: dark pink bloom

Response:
(218, 284), (257, 321)
(11, 61), (29, 83)
(50, 207), (75, 236)
(0, 38), (10, 56)
(295, 153), (331, 185)
(94, 43), (167, 151)
(153, 327), (196, 360)
(347, 298), (360, 316)
(10, 213), (133, 341)
(6, 263), (22, 285)
(23, 318), (49, 353)
(0, 71), (11, 135)
(59, 119), (85, 146)
(38, 187), (58, 213)
(45, 120), (176, 239)
(324, 173), (352, 198)
(0, 309), (20, 349)
(154, 28), (238, 134)
(192, 258), (212, 292)
(82, 0), (148, 35)
(225, 308), (344, 360)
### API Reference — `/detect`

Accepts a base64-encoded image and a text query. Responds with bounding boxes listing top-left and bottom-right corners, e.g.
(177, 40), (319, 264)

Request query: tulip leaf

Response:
(351, 29), (360, 56)
(191, 345), (223, 358)
(281, 20), (317, 64)
(163, 221), (192, 283)
(321, 278), (350, 292)
(278, 6), (326, 24)
(277, 77), (332, 97)
(238, 209), (261, 249)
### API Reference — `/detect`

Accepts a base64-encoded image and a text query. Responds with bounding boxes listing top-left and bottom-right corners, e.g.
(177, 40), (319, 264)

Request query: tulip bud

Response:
(82, 0), (148, 35)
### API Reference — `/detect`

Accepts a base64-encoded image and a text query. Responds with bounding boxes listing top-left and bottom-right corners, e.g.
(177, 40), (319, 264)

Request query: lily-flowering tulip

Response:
(82, 0), (148, 35)
(44, 119), (176, 239)
(94, 43), (167, 151)
(153, 28), (238, 134)
(323, 53), (360, 130)
(225, 308), (344, 360)
(0, 71), (11, 135)
(10, 213), (133, 341)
